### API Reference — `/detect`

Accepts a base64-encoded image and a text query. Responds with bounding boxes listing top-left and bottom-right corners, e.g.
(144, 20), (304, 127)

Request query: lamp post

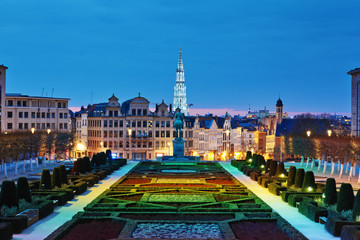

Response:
(327, 130), (332, 137)
(100, 141), (103, 152)
(167, 142), (171, 156)
(31, 128), (35, 134)
(306, 130), (311, 137)
(47, 129), (51, 164)
(128, 128), (132, 160)
(226, 129), (230, 160)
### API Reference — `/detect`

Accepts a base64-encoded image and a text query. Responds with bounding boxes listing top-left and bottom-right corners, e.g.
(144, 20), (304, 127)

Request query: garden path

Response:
(221, 162), (338, 240)
(12, 161), (138, 240)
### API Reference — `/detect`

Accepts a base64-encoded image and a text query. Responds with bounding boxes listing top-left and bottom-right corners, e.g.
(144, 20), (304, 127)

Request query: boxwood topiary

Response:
(287, 166), (296, 187)
(245, 151), (252, 161)
(59, 164), (68, 185)
(302, 171), (316, 192)
(40, 169), (52, 190)
(324, 178), (337, 205)
(0, 180), (18, 208)
(91, 154), (99, 166)
(99, 152), (106, 165)
(17, 177), (31, 203)
(106, 149), (112, 161)
(83, 157), (91, 172)
(265, 159), (272, 172)
(258, 155), (266, 169)
(275, 162), (287, 177)
(72, 160), (79, 175)
(337, 183), (354, 213)
(269, 161), (278, 177)
(294, 168), (305, 188)
(77, 158), (86, 174)
(52, 167), (62, 188)
(352, 190), (360, 220)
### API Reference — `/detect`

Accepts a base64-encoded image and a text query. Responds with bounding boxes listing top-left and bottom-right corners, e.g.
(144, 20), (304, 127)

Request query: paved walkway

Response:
(221, 162), (338, 240)
(12, 161), (138, 240)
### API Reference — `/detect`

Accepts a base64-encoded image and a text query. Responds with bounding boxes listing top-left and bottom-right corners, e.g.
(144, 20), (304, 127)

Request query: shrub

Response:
(287, 166), (296, 187)
(302, 171), (316, 192)
(269, 161), (278, 177)
(294, 168), (305, 188)
(84, 157), (91, 172)
(245, 151), (252, 161)
(99, 152), (106, 165)
(257, 155), (266, 169)
(337, 183), (354, 213)
(72, 160), (79, 175)
(91, 154), (99, 166)
(40, 169), (52, 190)
(59, 165), (68, 185)
(77, 158), (86, 174)
(17, 177), (31, 203)
(265, 159), (272, 172)
(352, 190), (360, 220)
(275, 162), (286, 177)
(324, 178), (337, 205)
(106, 149), (112, 161)
(0, 180), (18, 208)
(52, 167), (62, 188)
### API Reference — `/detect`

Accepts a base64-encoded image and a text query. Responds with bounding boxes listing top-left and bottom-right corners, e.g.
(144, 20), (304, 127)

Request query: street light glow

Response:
(306, 130), (311, 137)
(31, 128), (35, 134)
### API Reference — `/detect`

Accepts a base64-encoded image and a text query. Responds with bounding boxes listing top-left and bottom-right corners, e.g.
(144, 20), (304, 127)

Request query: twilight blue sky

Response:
(0, 0), (359, 115)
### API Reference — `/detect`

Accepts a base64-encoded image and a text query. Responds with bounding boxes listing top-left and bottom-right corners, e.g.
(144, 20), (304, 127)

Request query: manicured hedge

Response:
(17, 177), (31, 203)
(40, 169), (52, 190)
(268, 161), (277, 177)
(298, 198), (328, 222)
(59, 165), (68, 185)
(337, 183), (354, 212)
(0, 215), (27, 234)
(287, 166), (296, 187)
(302, 171), (316, 192)
(0, 180), (18, 208)
(52, 167), (62, 189)
(275, 162), (286, 177)
(294, 168), (305, 188)
(324, 178), (337, 205)
(0, 222), (12, 240)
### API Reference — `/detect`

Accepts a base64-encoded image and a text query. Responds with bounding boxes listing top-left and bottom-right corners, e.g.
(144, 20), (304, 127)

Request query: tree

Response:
(55, 133), (74, 160)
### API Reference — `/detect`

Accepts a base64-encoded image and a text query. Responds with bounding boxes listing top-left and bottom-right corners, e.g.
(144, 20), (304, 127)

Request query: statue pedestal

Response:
(172, 138), (185, 159)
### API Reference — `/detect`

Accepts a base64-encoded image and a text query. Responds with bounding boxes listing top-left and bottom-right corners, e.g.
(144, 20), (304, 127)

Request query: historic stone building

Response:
(349, 67), (360, 136)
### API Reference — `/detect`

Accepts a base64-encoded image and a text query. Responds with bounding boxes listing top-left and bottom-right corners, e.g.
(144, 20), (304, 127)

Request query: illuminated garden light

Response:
(260, 165), (265, 168)
(280, 173), (285, 178)
(307, 186), (313, 192)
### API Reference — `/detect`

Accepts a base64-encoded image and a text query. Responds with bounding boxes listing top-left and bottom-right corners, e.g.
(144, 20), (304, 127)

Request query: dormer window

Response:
(109, 110), (113, 117)
(137, 109), (142, 116)
(132, 109), (136, 115)
(143, 109), (147, 116)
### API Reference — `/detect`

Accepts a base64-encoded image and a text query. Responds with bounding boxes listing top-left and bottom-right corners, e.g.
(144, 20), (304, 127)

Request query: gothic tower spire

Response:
(173, 47), (188, 115)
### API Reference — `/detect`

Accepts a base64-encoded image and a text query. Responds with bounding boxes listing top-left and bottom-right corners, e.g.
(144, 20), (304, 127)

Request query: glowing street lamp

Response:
(306, 130), (311, 137)
(100, 141), (103, 152)
(47, 129), (51, 134)
(31, 128), (35, 134)
(327, 130), (332, 137)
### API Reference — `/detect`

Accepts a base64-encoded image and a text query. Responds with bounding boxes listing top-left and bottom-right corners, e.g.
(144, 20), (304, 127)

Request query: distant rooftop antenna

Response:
(51, 88), (54, 97)
(41, 88), (44, 97)
(248, 104), (251, 112)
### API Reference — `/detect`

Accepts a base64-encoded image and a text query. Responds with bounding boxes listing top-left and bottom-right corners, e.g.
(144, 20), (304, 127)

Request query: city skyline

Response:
(1, 0), (359, 115)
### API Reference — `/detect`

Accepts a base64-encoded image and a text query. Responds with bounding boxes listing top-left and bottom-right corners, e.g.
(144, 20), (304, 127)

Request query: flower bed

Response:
(206, 179), (236, 185)
(144, 184), (217, 188)
(156, 178), (204, 184)
(61, 220), (125, 240)
(146, 194), (215, 203)
(132, 223), (223, 239)
(121, 178), (152, 184)
(229, 221), (290, 240)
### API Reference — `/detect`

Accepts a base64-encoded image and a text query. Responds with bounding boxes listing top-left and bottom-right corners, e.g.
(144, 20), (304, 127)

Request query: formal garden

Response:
(0, 151), (127, 240)
(45, 161), (306, 240)
(231, 151), (360, 239)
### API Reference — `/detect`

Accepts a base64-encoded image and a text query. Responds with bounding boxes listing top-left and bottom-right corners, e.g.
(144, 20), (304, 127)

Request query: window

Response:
(114, 111), (118, 117)
(137, 121), (141, 128)
(59, 123), (63, 129)
(114, 120), (118, 127)
(19, 112), (23, 118)
(104, 131), (107, 138)
(104, 120), (108, 127)
(155, 141), (159, 147)
(8, 100), (13, 106)
(31, 123), (35, 128)
(148, 141), (152, 148)
(104, 141), (107, 148)
(17, 101), (21, 106)
(7, 112), (12, 118)
(59, 113), (63, 118)
(161, 131), (165, 137)
(119, 130), (123, 137)
(58, 103), (61, 108)
(143, 141), (147, 148)
(143, 109), (147, 116)
(148, 121), (152, 128)
(37, 112), (40, 118)
(36, 123), (40, 129)
(7, 123), (12, 129)
(132, 121), (136, 127)
(148, 131), (153, 137)
(161, 121), (165, 127)
(155, 121), (160, 127)
(42, 112), (45, 118)
(119, 120), (123, 127)
(24, 123), (28, 130)
(114, 131), (118, 137)
(166, 131), (170, 137)
(155, 131), (159, 137)
(166, 121), (170, 127)
(23, 101), (27, 107)
(109, 120), (113, 127)
(19, 123), (23, 129)
(109, 110), (113, 117)
(137, 141), (141, 148)
(51, 113), (55, 119)
(47, 123), (50, 129)
(31, 112), (35, 118)
(42, 123), (45, 129)
(161, 141), (165, 147)
(51, 123), (55, 129)
(143, 121), (147, 128)
(132, 109), (136, 115)
(64, 113), (68, 119)
(161, 111), (165, 116)
(63, 103), (66, 108)
(109, 131), (113, 138)
(64, 123), (68, 129)
(47, 112), (50, 118)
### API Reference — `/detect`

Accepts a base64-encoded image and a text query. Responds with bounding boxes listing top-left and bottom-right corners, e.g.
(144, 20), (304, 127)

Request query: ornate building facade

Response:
(173, 48), (188, 116)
